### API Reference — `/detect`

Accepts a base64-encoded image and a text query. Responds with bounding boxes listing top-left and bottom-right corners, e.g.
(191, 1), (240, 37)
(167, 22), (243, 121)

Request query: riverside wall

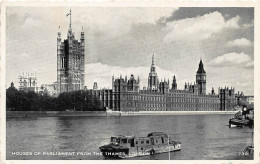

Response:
(6, 110), (237, 118)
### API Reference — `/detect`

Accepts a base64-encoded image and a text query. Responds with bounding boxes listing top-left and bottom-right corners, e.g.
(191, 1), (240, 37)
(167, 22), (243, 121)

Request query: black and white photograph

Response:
(1, 1), (259, 163)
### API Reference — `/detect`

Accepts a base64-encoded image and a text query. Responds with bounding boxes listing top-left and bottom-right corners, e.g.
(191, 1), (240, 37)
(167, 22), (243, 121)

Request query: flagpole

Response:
(70, 9), (71, 29)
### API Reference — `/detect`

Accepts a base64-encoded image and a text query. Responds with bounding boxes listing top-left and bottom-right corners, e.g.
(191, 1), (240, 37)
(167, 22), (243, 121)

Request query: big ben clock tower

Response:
(196, 59), (206, 95)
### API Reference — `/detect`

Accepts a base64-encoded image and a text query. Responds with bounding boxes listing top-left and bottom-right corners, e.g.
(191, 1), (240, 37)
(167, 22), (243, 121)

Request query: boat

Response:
(99, 132), (181, 158)
(229, 117), (250, 128)
(229, 107), (254, 128)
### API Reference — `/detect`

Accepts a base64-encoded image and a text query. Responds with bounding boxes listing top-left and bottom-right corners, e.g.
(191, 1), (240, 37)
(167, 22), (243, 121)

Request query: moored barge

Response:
(229, 107), (254, 128)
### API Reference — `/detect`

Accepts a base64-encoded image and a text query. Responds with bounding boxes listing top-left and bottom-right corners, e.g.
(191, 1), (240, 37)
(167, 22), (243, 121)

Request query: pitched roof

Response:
(197, 59), (206, 73)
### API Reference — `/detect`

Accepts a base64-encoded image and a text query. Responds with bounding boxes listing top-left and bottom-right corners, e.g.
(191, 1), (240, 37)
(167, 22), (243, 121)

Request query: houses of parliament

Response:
(54, 12), (235, 111)
(92, 56), (236, 111)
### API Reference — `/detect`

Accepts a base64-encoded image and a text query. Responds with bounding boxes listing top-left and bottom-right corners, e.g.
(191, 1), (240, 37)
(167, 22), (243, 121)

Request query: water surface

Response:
(6, 114), (253, 160)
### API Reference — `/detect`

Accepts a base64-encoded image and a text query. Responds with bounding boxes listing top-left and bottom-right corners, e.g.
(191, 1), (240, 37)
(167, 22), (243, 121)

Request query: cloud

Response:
(22, 17), (43, 29)
(6, 7), (254, 95)
(163, 11), (240, 42)
(227, 38), (252, 47)
(32, 66), (47, 73)
(85, 62), (175, 89)
(20, 52), (29, 58)
(79, 8), (177, 38)
(235, 80), (253, 88)
(242, 23), (253, 28)
(245, 61), (254, 68)
(209, 52), (253, 67)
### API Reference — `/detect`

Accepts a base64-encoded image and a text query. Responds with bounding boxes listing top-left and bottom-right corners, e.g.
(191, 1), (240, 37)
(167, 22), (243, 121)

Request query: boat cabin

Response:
(110, 132), (175, 147)
(110, 135), (135, 147)
(101, 132), (181, 158)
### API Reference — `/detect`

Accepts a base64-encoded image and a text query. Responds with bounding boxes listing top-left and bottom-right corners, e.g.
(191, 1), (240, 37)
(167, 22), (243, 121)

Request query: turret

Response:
(11, 82), (14, 88)
(112, 75), (114, 91)
(196, 59), (206, 95)
(194, 83), (198, 95)
(159, 79), (169, 94)
(127, 74), (139, 92)
(172, 75), (177, 90)
(57, 26), (61, 42)
(80, 26), (85, 45)
(212, 87), (215, 95)
(93, 82), (98, 90)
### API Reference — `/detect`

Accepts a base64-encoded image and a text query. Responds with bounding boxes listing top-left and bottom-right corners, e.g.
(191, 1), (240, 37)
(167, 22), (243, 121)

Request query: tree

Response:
(6, 87), (103, 111)
(6, 85), (19, 111)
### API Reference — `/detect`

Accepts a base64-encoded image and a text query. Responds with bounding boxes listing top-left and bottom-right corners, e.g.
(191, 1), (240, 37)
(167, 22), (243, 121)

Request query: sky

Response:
(6, 7), (254, 95)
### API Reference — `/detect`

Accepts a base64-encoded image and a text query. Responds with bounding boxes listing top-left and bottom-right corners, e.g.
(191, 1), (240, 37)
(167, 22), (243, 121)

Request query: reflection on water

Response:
(7, 115), (253, 160)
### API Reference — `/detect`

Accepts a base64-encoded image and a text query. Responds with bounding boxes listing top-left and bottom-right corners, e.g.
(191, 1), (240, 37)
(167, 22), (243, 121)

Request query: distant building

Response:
(40, 82), (57, 96)
(235, 91), (254, 106)
(245, 96), (254, 104)
(89, 57), (236, 111)
(18, 72), (38, 92)
(57, 10), (85, 94)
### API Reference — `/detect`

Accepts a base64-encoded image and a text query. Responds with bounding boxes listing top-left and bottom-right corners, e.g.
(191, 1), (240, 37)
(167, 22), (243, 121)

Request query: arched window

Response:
(61, 57), (63, 68)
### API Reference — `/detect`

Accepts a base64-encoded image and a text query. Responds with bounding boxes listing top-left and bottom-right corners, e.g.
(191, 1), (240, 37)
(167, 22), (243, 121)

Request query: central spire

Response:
(150, 54), (156, 73)
(148, 54), (159, 91)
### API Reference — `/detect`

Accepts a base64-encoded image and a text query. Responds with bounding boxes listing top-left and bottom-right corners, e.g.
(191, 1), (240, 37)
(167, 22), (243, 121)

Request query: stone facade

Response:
(219, 87), (236, 110)
(88, 89), (113, 109)
(57, 17), (85, 94)
(92, 57), (235, 111)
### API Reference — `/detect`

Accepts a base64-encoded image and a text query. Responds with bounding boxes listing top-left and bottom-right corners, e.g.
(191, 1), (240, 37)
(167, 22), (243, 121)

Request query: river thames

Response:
(6, 114), (253, 160)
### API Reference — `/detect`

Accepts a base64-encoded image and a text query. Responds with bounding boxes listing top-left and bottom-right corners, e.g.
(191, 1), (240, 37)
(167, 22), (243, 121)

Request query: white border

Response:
(1, 1), (259, 164)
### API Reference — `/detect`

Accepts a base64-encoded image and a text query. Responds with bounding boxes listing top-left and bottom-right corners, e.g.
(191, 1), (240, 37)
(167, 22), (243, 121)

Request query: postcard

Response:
(1, 1), (259, 164)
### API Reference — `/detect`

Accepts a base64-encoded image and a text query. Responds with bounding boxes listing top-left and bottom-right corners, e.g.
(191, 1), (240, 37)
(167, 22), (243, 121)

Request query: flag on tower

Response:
(66, 9), (71, 16)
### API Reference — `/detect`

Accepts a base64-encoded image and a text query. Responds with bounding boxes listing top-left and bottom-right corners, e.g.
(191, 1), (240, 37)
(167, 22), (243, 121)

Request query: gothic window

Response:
(61, 57), (63, 68)
(63, 57), (66, 68)
(63, 57), (65, 68)
(76, 56), (78, 67)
